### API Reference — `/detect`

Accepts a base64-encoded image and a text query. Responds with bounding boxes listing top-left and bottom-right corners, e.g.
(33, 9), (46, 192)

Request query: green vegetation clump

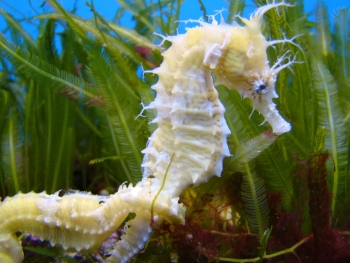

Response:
(0, 0), (349, 262)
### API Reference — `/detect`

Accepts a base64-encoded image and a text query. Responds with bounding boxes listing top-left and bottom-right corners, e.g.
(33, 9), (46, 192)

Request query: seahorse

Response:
(0, 2), (294, 263)
(139, 2), (293, 200)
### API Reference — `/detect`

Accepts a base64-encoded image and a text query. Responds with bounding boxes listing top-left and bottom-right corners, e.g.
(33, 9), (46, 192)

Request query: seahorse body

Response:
(0, 2), (293, 263)
(140, 40), (231, 198)
(140, 1), (292, 198)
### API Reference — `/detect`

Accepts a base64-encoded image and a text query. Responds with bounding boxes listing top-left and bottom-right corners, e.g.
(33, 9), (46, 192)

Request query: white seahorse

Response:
(0, 2), (294, 263)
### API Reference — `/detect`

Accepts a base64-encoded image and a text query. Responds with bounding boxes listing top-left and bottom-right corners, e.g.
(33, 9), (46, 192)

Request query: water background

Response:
(0, 0), (348, 39)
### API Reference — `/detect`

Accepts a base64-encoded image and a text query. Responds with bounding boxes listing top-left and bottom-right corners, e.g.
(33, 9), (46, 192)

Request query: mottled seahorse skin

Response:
(0, 2), (294, 263)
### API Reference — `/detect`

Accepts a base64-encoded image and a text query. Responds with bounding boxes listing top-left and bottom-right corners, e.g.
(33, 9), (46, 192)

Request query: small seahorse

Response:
(0, 2), (294, 263)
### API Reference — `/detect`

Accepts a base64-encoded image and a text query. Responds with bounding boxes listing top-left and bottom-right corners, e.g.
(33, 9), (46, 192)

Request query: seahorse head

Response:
(212, 1), (293, 135)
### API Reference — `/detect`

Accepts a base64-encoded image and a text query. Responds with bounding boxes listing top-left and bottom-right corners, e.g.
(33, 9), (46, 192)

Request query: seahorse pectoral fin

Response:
(203, 43), (222, 69)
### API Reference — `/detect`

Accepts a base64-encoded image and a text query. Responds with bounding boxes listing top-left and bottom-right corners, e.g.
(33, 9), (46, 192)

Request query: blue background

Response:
(0, 0), (348, 38)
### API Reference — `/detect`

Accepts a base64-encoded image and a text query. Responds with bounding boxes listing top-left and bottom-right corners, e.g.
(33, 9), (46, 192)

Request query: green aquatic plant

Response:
(0, 0), (349, 262)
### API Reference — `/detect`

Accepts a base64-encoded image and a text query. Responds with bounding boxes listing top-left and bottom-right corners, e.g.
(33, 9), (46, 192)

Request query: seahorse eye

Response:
(254, 81), (269, 94)
(256, 84), (267, 94)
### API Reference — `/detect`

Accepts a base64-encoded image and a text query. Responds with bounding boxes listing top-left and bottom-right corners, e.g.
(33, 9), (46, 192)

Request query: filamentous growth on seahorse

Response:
(0, 2), (295, 263)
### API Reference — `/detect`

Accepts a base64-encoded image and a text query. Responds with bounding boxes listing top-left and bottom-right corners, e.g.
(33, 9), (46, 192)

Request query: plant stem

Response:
(218, 235), (313, 262)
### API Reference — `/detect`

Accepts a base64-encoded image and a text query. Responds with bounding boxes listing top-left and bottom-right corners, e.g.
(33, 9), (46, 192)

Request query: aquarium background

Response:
(0, 0), (349, 262)
(0, 0), (348, 36)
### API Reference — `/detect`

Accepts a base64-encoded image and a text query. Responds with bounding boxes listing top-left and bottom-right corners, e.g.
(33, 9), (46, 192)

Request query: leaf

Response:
(333, 7), (350, 121)
(107, 23), (155, 49)
(86, 41), (147, 183)
(217, 86), (261, 141)
(258, 227), (272, 262)
(37, 19), (59, 65)
(313, 127), (328, 154)
(257, 0), (288, 40)
(240, 161), (270, 240)
(217, 87), (270, 240)
(197, 0), (208, 22)
(89, 155), (124, 164)
(35, 13), (142, 64)
(117, 0), (156, 32)
(333, 7), (350, 80)
(315, 2), (332, 56)
(84, 1), (154, 50)
(313, 60), (349, 214)
(23, 246), (78, 263)
(228, 133), (277, 173)
(0, 89), (12, 131)
(256, 143), (294, 210)
(227, 0), (245, 23)
(0, 9), (37, 50)
(45, 0), (86, 37)
(0, 34), (102, 104)
(0, 108), (24, 193)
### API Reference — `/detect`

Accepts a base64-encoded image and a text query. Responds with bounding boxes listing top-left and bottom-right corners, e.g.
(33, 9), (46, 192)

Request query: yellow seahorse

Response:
(0, 2), (295, 262)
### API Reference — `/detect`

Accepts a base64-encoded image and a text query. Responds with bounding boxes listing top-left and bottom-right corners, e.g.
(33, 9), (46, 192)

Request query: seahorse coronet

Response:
(0, 2), (294, 262)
